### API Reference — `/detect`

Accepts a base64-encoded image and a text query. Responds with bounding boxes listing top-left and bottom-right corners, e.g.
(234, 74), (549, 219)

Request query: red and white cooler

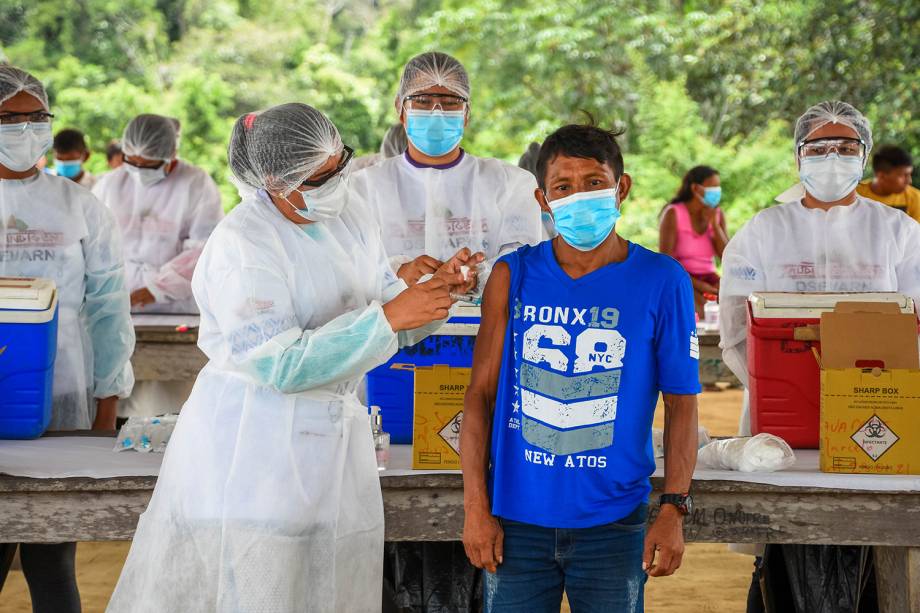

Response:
(747, 292), (916, 449)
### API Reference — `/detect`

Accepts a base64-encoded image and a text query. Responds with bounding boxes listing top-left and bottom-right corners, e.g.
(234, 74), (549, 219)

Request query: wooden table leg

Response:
(874, 546), (920, 612)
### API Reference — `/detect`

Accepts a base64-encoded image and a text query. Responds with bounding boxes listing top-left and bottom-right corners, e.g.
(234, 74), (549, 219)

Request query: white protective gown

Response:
(350, 151), (543, 269)
(108, 192), (438, 613)
(719, 196), (920, 433)
(92, 160), (223, 314)
(0, 172), (135, 429)
(94, 161), (223, 417)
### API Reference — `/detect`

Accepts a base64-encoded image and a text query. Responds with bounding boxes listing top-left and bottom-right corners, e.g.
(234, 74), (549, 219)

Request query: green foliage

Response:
(0, 0), (915, 238)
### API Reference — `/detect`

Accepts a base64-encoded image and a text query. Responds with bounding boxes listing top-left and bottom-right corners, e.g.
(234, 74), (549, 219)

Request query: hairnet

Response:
(517, 141), (541, 177)
(794, 100), (873, 156)
(228, 102), (343, 197)
(379, 123), (408, 158)
(0, 65), (49, 111)
(396, 52), (471, 109)
(123, 114), (179, 162)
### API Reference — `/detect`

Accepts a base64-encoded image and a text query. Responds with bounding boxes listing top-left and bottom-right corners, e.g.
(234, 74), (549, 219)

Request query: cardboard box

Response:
(399, 364), (470, 470)
(819, 302), (920, 475)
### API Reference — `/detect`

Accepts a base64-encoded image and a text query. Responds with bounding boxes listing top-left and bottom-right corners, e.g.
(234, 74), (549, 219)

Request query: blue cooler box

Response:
(367, 306), (479, 444)
(0, 277), (59, 439)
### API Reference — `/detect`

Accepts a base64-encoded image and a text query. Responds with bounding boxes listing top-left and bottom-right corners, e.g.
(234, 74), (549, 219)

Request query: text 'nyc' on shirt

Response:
(490, 241), (701, 529)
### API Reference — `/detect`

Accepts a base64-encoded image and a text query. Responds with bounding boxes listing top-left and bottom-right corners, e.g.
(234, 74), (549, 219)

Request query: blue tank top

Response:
(489, 240), (701, 528)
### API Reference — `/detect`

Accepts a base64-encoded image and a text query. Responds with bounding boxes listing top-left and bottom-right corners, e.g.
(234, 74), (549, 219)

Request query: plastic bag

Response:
(114, 414), (179, 453)
(652, 426), (712, 459)
(383, 542), (482, 612)
(697, 433), (795, 472)
(759, 544), (877, 613)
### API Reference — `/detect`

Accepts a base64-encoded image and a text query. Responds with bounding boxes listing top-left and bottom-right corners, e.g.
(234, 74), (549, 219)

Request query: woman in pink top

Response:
(659, 165), (729, 317)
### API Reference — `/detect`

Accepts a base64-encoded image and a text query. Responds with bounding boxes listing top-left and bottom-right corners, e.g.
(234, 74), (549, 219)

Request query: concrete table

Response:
(0, 441), (917, 612)
(131, 314), (206, 382)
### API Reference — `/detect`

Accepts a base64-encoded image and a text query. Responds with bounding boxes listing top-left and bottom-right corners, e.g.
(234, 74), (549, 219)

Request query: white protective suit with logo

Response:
(93, 161), (223, 417)
(0, 172), (135, 429)
(107, 190), (439, 613)
(719, 196), (920, 434)
(350, 151), (543, 269)
(92, 160), (223, 314)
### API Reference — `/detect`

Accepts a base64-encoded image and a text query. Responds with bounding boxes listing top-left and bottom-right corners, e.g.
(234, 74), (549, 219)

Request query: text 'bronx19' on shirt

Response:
(489, 240), (701, 529)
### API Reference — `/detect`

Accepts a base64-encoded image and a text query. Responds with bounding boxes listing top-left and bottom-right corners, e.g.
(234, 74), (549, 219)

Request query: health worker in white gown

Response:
(350, 51), (543, 287)
(93, 114), (224, 419)
(107, 103), (467, 613)
(719, 100), (920, 435)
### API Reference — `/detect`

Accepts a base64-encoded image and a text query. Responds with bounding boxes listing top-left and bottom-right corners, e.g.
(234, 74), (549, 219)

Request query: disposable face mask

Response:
(548, 185), (621, 252)
(798, 154), (863, 203)
(702, 186), (722, 208)
(405, 110), (465, 157)
(54, 158), (83, 179)
(0, 122), (53, 172)
(125, 162), (168, 187)
(284, 171), (350, 222)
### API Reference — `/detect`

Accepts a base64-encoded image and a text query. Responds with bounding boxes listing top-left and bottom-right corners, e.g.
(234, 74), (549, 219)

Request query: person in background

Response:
(856, 144), (920, 222)
(351, 51), (543, 288)
(518, 140), (556, 239)
(52, 128), (96, 189)
(92, 114), (223, 419)
(720, 101), (920, 613)
(0, 65), (134, 613)
(352, 122), (410, 172)
(462, 122), (700, 611)
(659, 165), (728, 319)
(105, 140), (123, 169)
(350, 50), (544, 612)
(107, 102), (465, 613)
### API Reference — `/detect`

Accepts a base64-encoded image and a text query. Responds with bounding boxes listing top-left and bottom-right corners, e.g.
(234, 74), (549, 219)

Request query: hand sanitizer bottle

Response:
(370, 406), (390, 471)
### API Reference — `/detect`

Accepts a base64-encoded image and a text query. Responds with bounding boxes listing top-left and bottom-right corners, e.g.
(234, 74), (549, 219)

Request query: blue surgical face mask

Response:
(799, 154), (863, 203)
(702, 186), (721, 208)
(405, 110), (465, 157)
(548, 185), (621, 252)
(54, 158), (83, 179)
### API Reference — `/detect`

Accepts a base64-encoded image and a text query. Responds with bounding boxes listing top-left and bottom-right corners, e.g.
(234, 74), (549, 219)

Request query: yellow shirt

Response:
(856, 180), (920, 222)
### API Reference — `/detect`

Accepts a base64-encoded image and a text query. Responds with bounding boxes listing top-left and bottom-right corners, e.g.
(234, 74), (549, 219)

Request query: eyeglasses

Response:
(798, 137), (866, 159)
(0, 111), (54, 125)
(301, 145), (354, 188)
(124, 159), (166, 170)
(403, 94), (468, 112)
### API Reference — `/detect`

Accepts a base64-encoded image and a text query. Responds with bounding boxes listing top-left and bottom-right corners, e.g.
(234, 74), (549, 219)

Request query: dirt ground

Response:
(0, 389), (750, 613)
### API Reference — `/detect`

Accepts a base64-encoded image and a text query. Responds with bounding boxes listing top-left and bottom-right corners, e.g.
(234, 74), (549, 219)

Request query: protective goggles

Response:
(402, 94), (468, 112)
(797, 137), (866, 159)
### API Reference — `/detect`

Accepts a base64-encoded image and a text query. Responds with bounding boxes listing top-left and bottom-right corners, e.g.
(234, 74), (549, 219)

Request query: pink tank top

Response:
(664, 203), (719, 275)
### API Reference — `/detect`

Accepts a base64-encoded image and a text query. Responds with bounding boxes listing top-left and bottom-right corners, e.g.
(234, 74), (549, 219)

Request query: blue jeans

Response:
(484, 503), (648, 613)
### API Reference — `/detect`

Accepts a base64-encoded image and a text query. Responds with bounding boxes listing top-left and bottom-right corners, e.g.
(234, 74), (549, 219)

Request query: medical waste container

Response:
(747, 292), (915, 448)
(367, 306), (479, 444)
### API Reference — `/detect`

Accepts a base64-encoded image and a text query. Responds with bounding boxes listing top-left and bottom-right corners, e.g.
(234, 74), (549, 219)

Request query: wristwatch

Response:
(659, 493), (693, 516)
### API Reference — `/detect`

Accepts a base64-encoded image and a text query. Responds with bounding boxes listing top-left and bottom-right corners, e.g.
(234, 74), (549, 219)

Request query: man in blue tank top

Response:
(461, 123), (701, 612)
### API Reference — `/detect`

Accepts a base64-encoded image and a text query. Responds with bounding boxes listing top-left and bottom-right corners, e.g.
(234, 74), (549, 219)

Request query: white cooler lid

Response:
(438, 304), (481, 336)
(0, 277), (58, 323)
(750, 292), (915, 318)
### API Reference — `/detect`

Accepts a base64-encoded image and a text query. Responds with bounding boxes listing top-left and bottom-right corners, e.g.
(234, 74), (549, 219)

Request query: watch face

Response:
(683, 495), (694, 515)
